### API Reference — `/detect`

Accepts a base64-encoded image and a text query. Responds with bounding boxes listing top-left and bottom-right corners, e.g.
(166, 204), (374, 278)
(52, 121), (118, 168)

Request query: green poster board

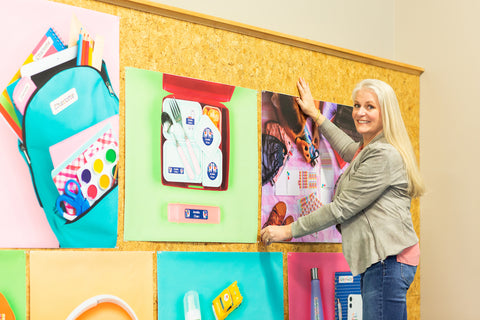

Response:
(125, 68), (258, 242)
(0, 250), (26, 320)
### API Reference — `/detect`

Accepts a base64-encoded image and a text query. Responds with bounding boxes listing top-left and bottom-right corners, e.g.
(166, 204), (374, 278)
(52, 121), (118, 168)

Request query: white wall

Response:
(151, 1), (480, 318)
(153, 0), (396, 60)
(395, 1), (480, 319)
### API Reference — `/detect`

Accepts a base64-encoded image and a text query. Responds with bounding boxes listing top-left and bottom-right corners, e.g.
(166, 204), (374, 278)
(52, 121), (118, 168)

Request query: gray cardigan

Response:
(291, 120), (419, 276)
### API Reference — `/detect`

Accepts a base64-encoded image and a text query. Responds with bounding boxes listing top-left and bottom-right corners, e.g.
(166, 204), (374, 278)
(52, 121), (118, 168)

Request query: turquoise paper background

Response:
(157, 251), (283, 320)
(124, 68), (258, 242)
(0, 250), (26, 320)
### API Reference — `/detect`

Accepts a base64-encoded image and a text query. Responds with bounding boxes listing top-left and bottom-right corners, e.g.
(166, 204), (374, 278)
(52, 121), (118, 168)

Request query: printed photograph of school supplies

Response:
(261, 91), (361, 243)
(160, 73), (231, 191)
(0, 2), (120, 249)
(124, 68), (258, 243)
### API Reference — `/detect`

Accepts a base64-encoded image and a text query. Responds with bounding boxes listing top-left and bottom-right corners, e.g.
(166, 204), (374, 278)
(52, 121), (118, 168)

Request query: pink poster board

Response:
(287, 252), (351, 320)
(0, 0), (119, 248)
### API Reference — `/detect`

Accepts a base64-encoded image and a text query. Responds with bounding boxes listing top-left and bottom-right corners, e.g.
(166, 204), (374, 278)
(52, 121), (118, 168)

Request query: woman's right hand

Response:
(296, 77), (325, 125)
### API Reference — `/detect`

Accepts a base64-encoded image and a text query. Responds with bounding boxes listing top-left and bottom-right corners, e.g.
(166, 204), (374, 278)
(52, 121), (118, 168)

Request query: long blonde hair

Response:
(352, 79), (425, 198)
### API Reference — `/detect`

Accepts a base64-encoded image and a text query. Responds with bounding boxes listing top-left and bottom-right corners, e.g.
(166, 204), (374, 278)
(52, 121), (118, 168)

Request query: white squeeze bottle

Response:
(184, 290), (201, 320)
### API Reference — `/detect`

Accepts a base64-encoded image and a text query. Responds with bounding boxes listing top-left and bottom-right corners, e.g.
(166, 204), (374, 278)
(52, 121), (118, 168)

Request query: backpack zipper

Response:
(19, 141), (43, 208)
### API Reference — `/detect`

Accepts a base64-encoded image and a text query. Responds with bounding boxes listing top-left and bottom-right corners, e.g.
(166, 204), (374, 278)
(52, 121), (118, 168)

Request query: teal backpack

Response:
(19, 59), (119, 248)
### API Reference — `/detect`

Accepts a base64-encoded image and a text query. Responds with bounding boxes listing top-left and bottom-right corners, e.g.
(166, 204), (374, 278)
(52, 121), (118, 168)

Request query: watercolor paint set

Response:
(160, 73), (231, 191)
(50, 123), (119, 220)
(76, 144), (118, 204)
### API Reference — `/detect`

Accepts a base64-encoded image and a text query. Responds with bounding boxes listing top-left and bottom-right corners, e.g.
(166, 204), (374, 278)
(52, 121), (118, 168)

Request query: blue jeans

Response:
(360, 256), (417, 320)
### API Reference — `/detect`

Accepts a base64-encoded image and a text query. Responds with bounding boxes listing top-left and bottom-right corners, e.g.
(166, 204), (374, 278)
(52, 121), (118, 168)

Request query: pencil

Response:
(88, 39), (93, 66)
(82, 37), (89, 65)
(76, 31), (83, 65)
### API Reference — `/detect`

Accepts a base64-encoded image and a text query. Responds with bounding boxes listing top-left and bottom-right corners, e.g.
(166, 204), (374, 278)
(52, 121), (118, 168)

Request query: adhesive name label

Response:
(34, 36), (53, 61)
(184, 208), (209, 220)
(168, 166), (185, 175)
(50, 88), (78, 115)
(202, 127), (214, 146)
(186, 116), (195, 126)
(206, 161), (218, 180)
(338, 275), (354, 283)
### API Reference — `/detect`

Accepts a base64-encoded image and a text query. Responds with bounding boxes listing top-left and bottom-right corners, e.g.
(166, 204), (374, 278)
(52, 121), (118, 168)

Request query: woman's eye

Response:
(353, 104), (360, 108)
(367, 104), (375, 110)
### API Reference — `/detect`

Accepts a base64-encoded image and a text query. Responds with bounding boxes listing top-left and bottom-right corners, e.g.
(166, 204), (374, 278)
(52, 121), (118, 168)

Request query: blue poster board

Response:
(157, 251), (283, 319)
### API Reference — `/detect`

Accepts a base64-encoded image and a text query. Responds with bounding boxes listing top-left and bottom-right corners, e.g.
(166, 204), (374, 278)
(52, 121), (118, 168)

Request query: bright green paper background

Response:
(0, 250), (26, 320)
(124, 68), (258, 242)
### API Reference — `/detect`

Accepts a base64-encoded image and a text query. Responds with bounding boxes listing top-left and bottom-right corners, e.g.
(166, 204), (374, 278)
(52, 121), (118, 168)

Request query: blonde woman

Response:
(261, 78), (424, 320)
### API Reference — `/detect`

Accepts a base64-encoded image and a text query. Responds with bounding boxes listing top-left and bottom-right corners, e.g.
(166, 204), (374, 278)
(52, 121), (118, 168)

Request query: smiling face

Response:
(352, 88), (383, 146)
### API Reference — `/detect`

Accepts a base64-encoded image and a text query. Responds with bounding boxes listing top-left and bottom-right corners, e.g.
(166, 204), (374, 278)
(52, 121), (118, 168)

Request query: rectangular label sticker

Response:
(185, 208), (209, 220)
(50, 88), (78, 115)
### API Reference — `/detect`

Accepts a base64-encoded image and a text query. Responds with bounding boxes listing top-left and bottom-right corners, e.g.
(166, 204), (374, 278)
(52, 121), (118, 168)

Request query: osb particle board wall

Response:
(52, 0), (423, 318)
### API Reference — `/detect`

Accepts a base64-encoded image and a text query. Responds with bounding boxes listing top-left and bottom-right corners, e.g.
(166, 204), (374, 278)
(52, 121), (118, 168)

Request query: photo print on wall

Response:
(261, 90), (361, 243)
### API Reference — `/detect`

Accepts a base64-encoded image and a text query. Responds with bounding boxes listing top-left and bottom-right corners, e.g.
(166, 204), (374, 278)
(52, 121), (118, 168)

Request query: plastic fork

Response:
(169, 98), (201, 176)
(162, 112), (194, 180)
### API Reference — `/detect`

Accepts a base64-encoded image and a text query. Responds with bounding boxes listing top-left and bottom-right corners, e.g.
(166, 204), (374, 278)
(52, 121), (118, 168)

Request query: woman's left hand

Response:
(260, 225), (292, 245)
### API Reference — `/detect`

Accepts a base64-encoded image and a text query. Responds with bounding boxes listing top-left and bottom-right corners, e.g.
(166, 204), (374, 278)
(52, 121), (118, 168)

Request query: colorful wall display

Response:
(261, 91), (360, 242)
(30, 251), (154, 320)
(124, 68), (258, 243)
(157, 251), (283, 320)
(0, 0), (119, 248)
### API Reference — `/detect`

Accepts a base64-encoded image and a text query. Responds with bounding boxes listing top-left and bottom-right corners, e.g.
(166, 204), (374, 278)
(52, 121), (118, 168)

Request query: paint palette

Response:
(77, 144), (118, 204)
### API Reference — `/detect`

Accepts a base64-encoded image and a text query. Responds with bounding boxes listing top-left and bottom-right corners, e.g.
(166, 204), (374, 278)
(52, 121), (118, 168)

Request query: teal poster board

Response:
(124, 68), (258, 242)
(157, 251), (283, 320)
(0, 250), (26, 320)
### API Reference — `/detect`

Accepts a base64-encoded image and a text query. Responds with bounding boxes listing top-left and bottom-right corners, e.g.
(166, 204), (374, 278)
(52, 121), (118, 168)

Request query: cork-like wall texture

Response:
(50, 0), (423, 318)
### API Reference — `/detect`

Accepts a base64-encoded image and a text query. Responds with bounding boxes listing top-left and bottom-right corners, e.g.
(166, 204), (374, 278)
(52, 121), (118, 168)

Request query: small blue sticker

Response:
(185, 208), (209, 220)
(207, 162), (218, 180)
(202, 127), (214, 146)
(168, 166), (185, 174)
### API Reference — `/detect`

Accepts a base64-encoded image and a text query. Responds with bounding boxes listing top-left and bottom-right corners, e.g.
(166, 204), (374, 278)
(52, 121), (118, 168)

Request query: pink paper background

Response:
(287, 252), (351, 320)
(0, 0), (119, 248)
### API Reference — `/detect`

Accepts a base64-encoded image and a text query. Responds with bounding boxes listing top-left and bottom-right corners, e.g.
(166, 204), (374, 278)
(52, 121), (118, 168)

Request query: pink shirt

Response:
(397, 243), (420, 266)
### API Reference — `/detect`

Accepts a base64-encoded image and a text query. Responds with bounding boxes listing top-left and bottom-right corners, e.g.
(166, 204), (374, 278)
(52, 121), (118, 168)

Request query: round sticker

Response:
(207, 161), (218, 180)
(202, 127), (214, 146)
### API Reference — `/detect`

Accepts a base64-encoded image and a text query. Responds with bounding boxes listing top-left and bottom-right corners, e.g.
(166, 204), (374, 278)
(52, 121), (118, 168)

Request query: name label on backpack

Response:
(50, 87), (78, 115)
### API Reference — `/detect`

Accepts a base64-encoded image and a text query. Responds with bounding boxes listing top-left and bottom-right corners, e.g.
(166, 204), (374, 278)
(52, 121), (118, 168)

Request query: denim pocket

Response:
(400, 263), (417, 289)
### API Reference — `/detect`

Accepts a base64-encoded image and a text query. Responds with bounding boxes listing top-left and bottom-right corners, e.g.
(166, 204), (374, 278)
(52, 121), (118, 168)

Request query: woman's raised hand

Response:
(296, 77), (325, 125)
